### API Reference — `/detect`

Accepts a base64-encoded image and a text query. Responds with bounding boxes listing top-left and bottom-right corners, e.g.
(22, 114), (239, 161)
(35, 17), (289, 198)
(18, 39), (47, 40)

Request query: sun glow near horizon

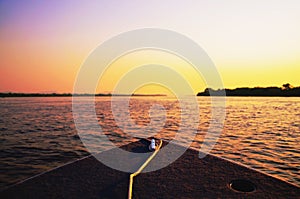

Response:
(96, 49), (206, 96)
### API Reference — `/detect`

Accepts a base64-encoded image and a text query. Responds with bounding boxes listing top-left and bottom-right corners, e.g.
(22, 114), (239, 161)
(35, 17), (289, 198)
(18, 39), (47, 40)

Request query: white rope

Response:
(128, 140), (163, 199)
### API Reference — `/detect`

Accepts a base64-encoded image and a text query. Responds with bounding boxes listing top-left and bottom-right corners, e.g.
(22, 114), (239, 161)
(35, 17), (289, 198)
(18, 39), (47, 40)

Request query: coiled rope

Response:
(128, 140), (163, 199)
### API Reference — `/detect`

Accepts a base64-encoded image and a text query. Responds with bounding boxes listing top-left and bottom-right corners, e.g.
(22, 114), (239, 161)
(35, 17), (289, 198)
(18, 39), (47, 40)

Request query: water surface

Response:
(0, 97), (299, 189)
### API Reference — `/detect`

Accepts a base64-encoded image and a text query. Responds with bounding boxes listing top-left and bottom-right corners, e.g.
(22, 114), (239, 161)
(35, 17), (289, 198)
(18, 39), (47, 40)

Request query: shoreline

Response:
(1, 85), (299, 97)
(1, 94), (299, 98)
(0, 93), (166, 98)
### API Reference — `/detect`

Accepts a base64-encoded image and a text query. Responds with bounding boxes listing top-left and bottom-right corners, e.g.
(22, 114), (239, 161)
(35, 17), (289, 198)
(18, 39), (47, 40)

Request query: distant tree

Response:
(282, 83), (293, 90)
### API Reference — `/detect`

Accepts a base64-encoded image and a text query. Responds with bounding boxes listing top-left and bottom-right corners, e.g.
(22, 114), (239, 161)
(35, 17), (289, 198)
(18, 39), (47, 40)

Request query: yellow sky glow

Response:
(96, 50), (206, 95)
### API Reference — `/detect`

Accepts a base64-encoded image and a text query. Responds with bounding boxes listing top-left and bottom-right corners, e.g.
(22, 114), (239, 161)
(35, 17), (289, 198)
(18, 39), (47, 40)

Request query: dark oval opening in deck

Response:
(229, 179), (256, 193)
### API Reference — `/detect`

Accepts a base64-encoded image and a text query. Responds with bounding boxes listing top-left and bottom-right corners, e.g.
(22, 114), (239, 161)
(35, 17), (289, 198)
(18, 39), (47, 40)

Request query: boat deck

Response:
(1, 139), (299, 198)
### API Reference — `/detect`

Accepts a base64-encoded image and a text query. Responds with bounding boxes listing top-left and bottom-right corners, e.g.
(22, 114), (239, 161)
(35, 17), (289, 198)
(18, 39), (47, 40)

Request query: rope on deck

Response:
(128, 140), (163, 199)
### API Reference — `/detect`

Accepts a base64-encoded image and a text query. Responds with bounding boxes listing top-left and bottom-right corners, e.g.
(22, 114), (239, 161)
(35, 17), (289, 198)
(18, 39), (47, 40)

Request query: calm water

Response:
(0, 97), (299, 189)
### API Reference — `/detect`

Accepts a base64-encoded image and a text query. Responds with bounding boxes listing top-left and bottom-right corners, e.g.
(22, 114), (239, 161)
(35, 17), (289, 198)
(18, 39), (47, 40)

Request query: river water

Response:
(0, 97), (299, 189)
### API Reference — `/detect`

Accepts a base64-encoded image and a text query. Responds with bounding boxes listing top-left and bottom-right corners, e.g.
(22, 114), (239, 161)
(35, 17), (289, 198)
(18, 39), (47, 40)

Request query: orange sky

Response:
(1, 1), (299, 94)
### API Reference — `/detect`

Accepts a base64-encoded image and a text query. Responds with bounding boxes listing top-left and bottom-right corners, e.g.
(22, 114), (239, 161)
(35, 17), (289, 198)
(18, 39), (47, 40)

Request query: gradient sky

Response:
(1, 0), (299, 94)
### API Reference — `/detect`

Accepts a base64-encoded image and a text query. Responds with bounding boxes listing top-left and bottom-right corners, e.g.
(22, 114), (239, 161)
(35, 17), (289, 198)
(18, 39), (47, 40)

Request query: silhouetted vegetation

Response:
(0, 92), (166, 98)
(0, 93), (73, 98)
(197, 84), (300, 97)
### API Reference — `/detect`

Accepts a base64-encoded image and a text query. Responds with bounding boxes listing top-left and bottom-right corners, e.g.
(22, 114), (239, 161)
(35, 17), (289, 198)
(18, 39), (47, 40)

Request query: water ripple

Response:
(0, 96), (299, 189)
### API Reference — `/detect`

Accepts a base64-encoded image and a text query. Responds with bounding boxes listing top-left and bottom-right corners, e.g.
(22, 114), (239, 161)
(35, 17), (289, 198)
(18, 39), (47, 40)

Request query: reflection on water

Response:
(0, 97), (299, 189)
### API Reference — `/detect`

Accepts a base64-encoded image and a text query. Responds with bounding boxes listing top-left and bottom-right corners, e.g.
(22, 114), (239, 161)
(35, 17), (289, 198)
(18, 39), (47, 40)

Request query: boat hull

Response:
(1, 139), (299, 198)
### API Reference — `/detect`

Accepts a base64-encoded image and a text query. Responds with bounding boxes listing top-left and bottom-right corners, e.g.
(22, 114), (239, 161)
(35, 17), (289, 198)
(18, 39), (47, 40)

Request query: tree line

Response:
(197, 84), (300, 97)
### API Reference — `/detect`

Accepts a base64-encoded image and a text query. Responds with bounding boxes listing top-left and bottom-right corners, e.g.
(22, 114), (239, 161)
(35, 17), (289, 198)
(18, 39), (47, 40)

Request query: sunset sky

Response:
(1, 0), (299, 94)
